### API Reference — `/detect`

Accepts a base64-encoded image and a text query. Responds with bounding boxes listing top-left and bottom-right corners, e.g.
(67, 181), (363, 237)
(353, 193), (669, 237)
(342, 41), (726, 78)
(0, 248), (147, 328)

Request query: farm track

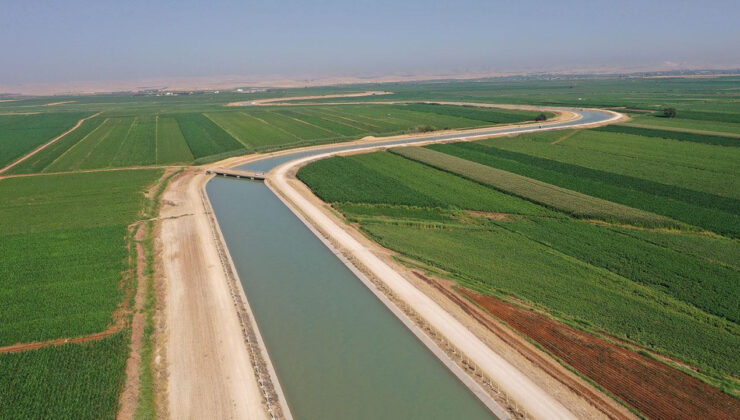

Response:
(0, 164), (187, 180)
(0, 112), (101, 174)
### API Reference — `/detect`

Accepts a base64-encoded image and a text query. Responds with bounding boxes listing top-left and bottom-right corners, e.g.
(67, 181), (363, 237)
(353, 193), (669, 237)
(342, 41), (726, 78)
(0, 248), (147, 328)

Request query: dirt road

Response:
(226, 90), (392, 106)
(0, 112), (101, 174)
(158, 170), (276, 420)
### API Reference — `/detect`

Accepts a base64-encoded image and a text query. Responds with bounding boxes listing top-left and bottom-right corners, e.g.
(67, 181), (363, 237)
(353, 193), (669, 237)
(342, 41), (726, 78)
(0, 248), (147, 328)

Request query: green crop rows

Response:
(595, 124), (739, 147)
(426, 140), (740, 237)
(0, 112), (90, 168)
(0, 333), (129, 419)
(391, 146), (673, 227)
(0, 170), (161, 345)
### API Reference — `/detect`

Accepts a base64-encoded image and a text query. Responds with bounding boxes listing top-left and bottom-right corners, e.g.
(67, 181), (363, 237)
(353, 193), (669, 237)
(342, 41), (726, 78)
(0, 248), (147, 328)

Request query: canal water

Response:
(208, 179), (494, 419)
(206, 109), (611, 419)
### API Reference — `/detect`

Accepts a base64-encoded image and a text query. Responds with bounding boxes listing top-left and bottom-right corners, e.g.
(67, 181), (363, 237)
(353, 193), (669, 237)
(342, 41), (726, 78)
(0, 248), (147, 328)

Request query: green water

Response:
(207, 179), (494, 419)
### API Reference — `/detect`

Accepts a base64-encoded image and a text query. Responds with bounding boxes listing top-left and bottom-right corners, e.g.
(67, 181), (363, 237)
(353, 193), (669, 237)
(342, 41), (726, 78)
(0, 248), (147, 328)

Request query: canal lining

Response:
(266, 178), (512, 420)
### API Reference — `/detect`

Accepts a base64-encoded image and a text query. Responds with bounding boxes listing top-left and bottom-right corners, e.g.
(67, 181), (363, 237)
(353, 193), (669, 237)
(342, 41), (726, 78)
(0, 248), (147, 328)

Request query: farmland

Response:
(423, 139), (740, 237)
(0, 112), (90, 168)
(297, 134), (740, 417)
(0, 169), (161, 419)
(2, 76), (740, 418)
(391, 147), (675, 227)
(0, 170), (161, 344)
(0, 333), (129, 419)
(2, 104), (545, 173)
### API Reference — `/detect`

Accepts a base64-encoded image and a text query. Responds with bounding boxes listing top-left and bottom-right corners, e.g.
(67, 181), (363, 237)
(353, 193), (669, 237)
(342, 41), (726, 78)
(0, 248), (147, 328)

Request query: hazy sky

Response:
(2, 0), (739, 85)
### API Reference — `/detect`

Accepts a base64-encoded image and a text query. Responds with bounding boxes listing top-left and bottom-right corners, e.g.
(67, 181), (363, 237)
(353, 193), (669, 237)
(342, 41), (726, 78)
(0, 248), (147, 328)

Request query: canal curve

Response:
(206, 108), (618, 419)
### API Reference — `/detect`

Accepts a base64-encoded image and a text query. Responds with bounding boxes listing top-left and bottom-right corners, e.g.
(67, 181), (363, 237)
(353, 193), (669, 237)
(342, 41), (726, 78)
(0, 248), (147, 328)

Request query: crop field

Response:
(204, 104), (544, 153)
(41, 116), (159, 171)
(173, 113), (244, 159)
(628, 113), (740, 135)
(390, 146), (674, 227)
(297, 152), (550, 215)
(0, 332), (129, 419)
(594, 124), (739, 147)
(0, 170), (161, 345)
(7, 116), (106, 174)
(482, 131), (739, 199)
(2, 76), (739, 418)
(155, 116), (194, 164)
(298, 137), (740, 416)
(0, 112), (90, 168)
(425, 140), (740, 237)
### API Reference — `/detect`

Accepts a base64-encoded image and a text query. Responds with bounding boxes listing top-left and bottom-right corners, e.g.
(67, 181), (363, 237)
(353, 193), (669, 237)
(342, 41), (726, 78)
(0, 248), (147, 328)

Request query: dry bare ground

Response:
(158, 170), (285, 420)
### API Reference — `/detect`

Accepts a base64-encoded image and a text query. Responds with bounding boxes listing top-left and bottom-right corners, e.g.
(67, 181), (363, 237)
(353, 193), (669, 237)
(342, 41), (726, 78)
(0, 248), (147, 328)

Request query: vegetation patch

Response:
(595, 124), (739, 147)
(427, 141), (740, 237)
(0, 332), (129, 419)
(391, 146), (674, 227)
(0, 170), (162, 345)
(0, 112), (90, 168)
(173, 113), (244, 158)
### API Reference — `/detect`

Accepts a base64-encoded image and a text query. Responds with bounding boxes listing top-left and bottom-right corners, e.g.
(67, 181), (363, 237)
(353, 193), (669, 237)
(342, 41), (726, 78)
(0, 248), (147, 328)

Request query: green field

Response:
(2, 104), (545, 173)
(3, 75), (740, 418)
(0, 112), (90, 168)
(0, 333), (129, 419)
(298, 146), (740, 382)
(628, 113), (740, 135)
(595, 124), (739, 147)
(0, 170), (161, 345)
(424, 139), (740, 237)
(391, 146), (674, 227)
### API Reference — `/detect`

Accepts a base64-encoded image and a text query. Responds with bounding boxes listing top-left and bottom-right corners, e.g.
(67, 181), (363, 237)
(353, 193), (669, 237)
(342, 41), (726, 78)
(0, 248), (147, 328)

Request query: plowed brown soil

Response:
(460, 288), (740, 420)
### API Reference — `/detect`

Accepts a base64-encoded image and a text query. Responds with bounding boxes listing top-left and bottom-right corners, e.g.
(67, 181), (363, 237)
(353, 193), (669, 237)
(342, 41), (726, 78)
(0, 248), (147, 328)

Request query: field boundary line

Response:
(268, 110), (340, 137)
(111, 117), (137, 167)
(292, 108), (367, 132)
(203, 112), (252, 148)
(155, 114), (159, 164)
(44, 117), (110, 172)
(0, 111), (101, 174)
(0, 327), (123, 354)
(0, 165), (185, 180)
(550, 130), (580, 145)
(239, 111), (303, 141)
(313, 108), (385, 130)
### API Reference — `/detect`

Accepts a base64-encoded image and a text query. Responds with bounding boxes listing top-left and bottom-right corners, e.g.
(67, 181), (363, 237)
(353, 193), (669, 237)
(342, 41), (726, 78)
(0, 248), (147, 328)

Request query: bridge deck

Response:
(206, 168), (266, 180)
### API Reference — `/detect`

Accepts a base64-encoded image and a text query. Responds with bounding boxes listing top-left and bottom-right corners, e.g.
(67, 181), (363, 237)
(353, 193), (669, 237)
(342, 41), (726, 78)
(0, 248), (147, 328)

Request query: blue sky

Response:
(1, 0), (739, 84)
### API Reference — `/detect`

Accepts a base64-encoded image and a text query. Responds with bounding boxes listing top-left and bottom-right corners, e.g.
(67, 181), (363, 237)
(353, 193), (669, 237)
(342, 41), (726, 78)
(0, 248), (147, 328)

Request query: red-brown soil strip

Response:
(412, 272), (631, 420)
(458, 287), (740, 420)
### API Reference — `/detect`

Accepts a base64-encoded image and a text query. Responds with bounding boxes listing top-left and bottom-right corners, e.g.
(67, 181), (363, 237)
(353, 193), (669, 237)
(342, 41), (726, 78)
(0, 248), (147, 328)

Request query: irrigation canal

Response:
(206, 109), (615, 419)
